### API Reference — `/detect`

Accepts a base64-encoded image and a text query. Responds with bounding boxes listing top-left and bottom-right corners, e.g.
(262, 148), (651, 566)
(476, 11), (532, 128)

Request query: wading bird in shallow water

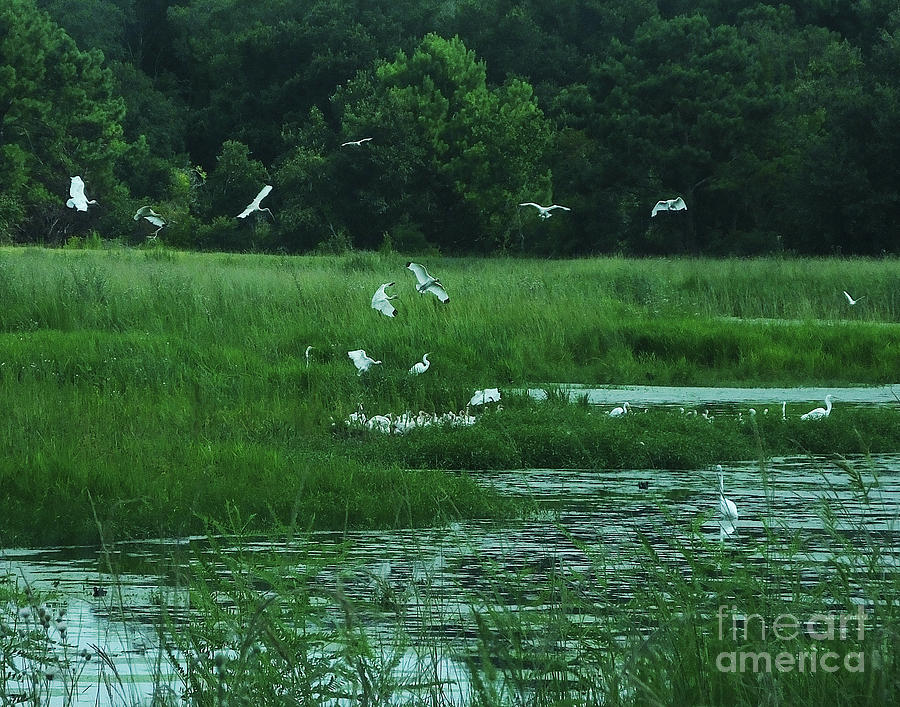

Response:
(348, 349), (381, 375)
(609, 402), (630, 417)
(406, 262), (450, 303)
(371, 282), (399, 318)
(409, 353), (431, 375)
(518, 202), (571, 219)
(800, 394), (833, 420)
(651, 197), (687, 217)
(237, 185), (274, 219)
(717, 465), (739, 541)
(66, 176), (97, 212)
(134, 206), (167, 236)
(843, 290), (864, 306)
(341, 137), (373, 147)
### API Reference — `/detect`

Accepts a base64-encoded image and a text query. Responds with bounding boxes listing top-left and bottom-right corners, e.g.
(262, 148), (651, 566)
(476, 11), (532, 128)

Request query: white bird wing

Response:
(348, 349), (370, 370)
(406, 261), (431, 287)
(843, 291), (853, 303)
(371, 284), (397, 317)
(424, 281), (449, 303)
(518, 202), (542, 210)
(548, 205), (571, 212)
(237, 185), (273, 218)
(67, 176), (90, 210)
(145, 214), (166, 228)
(671, 197), (687, 210)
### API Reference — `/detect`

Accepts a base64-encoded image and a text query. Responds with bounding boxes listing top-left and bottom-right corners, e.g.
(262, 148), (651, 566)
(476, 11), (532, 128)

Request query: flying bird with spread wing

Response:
(518, 202), (571, 219)
(66, 176), (97, 212)
(134, 206), (167, 236)
(371, 282), (399, 318)
(341, 137), (373, 147)
(348, 349), (382, 375)
(651, 197), (687, 217)
(237, 185), (274, 219)
(406, 262), (449, 303)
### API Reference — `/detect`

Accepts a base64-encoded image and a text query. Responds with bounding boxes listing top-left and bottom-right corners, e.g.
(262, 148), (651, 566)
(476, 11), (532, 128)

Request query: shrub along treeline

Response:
(3, 0), (899, 256)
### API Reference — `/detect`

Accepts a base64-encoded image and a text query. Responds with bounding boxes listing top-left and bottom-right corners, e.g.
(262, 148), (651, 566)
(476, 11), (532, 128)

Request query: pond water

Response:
(2, 454), (899, 705)
(523, 383), (900, 407)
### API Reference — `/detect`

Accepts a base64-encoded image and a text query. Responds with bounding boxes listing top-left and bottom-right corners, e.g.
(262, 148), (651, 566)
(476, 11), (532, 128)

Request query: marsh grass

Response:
(0, 247), (898, 544)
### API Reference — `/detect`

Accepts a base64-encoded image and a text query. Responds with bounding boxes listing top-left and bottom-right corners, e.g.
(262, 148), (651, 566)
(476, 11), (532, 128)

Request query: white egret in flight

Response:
(469, 388), (500, 406)
(371, 282), (399, 318)
(651, 197), (687, 217)
(348, 349), (381, 375)
(800, 394), (833, 420)
(406, 262), (450, 303)
(237, 185), (274, 219)
(609, 402), (630, 417)
(409, 353), (431, 375)
(518, 202), (571, 219)
(717, 465), (739, 540)
(341, 137), (373, 147)
(66, 176), (97, 212)
(843, 291), (864, 306)
(133, 206), (167, 236)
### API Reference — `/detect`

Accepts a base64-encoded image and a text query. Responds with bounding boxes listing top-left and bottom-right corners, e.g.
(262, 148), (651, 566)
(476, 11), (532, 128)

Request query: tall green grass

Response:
(0, 246), (897, 544)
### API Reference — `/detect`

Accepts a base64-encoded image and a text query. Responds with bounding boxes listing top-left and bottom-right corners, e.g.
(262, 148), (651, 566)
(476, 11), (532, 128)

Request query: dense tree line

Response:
(1, 0), (897, 255)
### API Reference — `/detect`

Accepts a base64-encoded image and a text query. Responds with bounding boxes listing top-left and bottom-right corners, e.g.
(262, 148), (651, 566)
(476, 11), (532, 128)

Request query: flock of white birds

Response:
(66, 160), (861, 544)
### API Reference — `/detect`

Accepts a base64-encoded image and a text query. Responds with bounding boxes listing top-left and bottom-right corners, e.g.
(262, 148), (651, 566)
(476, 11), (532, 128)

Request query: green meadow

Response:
(0, 246), (898, 545)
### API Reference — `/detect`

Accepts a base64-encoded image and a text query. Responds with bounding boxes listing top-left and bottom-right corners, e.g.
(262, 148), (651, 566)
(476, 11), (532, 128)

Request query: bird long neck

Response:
(825, 397), (832, 413)
(719, 473), (725, 494)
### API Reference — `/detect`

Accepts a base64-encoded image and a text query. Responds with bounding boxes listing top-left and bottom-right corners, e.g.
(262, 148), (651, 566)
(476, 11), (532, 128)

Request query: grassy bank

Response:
(0, 246), (898, 545)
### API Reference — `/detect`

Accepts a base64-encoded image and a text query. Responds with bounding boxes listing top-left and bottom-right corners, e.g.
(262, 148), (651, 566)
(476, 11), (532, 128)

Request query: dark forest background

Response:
(2, 0), (898, 255)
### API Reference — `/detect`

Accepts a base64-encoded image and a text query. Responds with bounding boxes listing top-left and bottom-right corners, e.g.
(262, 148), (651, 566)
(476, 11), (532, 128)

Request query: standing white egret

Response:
(651, 197), (687, 217)
(800, 394), (834, 420)
(781, 401), (787, 421)
(609, 402), (630, 417)
(518, 202), (571, 219)
(469, 388), (501, 406)
(717, 465), (739, 541)
(371, 282), (399, 317)
(341, 137), (373, 147)
(133, 206), (167, 236)
(843, 290), (864, 306)
(409, 353), (431, 375)
(305, 346), (314, 367)
(406, 262), (450, 303)
(348, 349), (382, 375)
(66, 176), (97, 211)
(237, 184), (274, 219)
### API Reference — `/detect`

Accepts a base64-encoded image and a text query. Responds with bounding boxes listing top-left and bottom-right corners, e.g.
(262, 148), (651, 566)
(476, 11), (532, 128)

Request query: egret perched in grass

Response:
(843, 290), (864, 306)
(371, 282), (398, 317)
(409, 353), (431, 375)
(717, 465), (739, 540)
(237, 185), (273, 219)
(406, 262), (450, 303)
(800, 394), (833, 420)
(518, 202), (571, 219)
(133, 206), (166, 236)
(348, 349), (381, 375)
(305, 346), (314, 367)
(66, 176), (97, 211)
(609, 402), (630, 417)
(341, 137), (373, 147)
(469, 388), (501, 406)
(781, 401), (787, 421)
(651, 197), (687, 217)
